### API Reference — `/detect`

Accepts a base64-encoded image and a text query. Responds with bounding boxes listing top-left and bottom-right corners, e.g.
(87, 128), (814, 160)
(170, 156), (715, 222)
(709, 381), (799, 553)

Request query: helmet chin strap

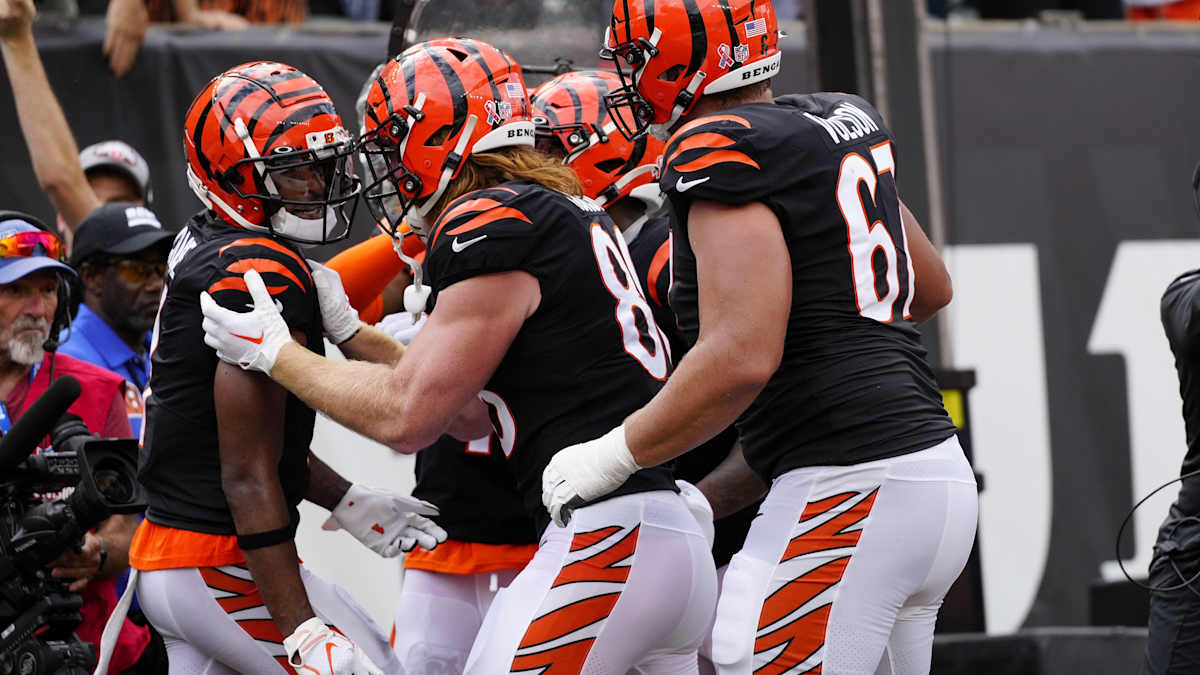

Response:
(397, 93), (427, 160)
(665, 69), (708, 133)
(392, 236), (430, 322)
(596, 163), (658, 208)
(396, 113), (480, 322)
(566, 121), (618, 165)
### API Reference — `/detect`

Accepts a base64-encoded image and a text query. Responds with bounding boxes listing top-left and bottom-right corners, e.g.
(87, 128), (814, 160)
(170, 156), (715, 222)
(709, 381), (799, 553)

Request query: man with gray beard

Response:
(0, 214), (157, 671)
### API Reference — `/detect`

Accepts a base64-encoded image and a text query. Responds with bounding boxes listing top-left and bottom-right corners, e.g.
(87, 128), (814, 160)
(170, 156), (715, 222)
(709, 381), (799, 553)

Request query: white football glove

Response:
(308, 260), (363, 345)
(322, 484), (447, 557)
(376, 311), (427, 346)
(283, 617), (382, 675)
(542, 424), (641, 528)
(675, 480), (715, 547)
(199, 269), (292, 374)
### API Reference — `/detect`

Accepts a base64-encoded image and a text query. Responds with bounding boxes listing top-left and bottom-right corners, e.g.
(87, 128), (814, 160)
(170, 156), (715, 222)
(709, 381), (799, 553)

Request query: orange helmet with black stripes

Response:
(183, 61), (360, 245)
(531, 70), (665, 208)
(358, 38), (533, 240)
(601, 0), (781, 139)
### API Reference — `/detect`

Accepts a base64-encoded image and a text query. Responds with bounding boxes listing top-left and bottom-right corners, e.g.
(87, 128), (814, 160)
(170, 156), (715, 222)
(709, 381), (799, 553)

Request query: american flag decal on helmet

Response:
(744, 18), (767, 38)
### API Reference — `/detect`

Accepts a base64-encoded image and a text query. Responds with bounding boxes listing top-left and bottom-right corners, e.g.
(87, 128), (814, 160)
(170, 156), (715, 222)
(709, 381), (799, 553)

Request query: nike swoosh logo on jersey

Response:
(675, 176), (711, 192)
(232, 332), (264, 345)
(452, 234), (488, 252)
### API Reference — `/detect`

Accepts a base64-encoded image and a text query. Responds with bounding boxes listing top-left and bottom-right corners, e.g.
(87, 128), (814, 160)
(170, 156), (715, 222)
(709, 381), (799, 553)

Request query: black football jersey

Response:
(661, 93), (957, 480)
(1160, 271), (1200, 529)
(139, 211), (323, 535)
(424, 181), (676, 528)
(413, 434), (538, 545)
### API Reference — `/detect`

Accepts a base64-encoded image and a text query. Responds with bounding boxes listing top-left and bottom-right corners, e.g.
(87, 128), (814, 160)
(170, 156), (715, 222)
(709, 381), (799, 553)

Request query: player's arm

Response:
(0, 0), (101, 229)
(623, 200), (790, 466)
(336, 323), (407, 365)
(696, 441), (767, 520)
(211, 268), (537, 453)
(305, 454), (350, 510)
(901, 199), (952, 323)
(542, 199), (788, 524)
(215, 360), (314, 636)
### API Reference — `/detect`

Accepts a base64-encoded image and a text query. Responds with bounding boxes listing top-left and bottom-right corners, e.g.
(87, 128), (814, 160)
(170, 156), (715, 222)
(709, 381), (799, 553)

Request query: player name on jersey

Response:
(803, 101), (881, 145)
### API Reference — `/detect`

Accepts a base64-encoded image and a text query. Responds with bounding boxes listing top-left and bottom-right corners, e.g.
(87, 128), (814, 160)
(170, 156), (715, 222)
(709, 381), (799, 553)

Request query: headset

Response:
(0, 210), (76, 358)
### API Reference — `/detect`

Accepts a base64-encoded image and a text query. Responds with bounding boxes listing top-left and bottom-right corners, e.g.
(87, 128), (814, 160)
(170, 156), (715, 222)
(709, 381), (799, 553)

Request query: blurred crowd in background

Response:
(20, 0), (1200, 79)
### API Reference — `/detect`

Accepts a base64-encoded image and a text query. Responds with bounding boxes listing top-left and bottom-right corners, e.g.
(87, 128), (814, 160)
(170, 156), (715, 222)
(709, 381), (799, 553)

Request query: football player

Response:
(198, 39), (718, 673)
(129, 61), (444, 675)
(534, 69), (763, 675)
(321, 56), (540, 674)
(542, 2), (978, 674)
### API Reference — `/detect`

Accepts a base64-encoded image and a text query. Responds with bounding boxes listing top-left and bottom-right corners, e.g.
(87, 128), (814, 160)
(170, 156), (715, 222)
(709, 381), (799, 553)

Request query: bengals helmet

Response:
(531, 70), (665, 208)
(601, 0), (781, 139)
(358, 38), (534, 240)
(183, 61), (360, 245)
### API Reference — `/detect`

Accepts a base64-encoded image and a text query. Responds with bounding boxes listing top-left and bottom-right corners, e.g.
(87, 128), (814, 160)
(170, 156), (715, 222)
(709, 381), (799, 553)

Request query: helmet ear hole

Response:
(595, 158), (626, 175)
(425, 124), (455, 147)
(658, 65), (685, 82)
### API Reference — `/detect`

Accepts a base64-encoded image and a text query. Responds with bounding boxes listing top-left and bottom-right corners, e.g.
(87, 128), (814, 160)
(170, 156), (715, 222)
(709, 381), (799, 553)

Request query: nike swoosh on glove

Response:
(200, 269), (292, 374)
(322, 484), (448, 557)
(283, 617), (383, 675)
(542, 424), (641, 528)
(308, 260), (363, 345)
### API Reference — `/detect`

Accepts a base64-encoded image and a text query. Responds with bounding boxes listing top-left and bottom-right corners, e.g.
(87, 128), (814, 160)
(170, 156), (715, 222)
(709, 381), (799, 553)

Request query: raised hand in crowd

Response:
(0, 0), (35, 41)
(172, 0), (249, 31)
(102, 0), (148, 76)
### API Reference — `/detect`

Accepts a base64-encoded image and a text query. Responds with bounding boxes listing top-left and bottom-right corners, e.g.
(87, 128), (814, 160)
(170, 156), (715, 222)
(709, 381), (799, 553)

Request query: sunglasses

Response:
(0, 231), (66, 262)
(96, 258), (167, 284)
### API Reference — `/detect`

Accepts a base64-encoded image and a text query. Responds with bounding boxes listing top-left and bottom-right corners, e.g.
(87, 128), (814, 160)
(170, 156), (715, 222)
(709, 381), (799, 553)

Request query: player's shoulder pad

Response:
(661, 108), (763, 180)
(425, 181), (581, 286)
(426, 182), (554, 252)
(206, 233), (313, 299)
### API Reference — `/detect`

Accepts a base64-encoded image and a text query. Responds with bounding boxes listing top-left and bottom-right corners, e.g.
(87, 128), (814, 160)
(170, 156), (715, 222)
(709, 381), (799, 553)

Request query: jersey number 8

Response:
(590, 224), (670, 380)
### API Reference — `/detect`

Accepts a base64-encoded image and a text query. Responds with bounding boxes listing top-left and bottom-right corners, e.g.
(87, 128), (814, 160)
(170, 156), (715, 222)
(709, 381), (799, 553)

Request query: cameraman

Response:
(0, 214), (153, 672)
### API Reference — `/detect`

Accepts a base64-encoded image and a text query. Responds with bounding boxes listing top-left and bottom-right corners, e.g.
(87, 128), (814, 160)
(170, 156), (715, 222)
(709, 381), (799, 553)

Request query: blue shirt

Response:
(59, 304), (149, 436)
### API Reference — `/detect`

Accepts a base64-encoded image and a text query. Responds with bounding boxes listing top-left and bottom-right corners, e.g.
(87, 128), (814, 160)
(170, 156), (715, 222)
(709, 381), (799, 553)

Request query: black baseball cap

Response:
(71, 203), (174, 267)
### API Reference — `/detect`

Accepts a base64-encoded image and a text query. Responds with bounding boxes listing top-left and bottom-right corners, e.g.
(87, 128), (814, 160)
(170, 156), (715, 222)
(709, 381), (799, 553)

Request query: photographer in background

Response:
(0, 213), (156, 672)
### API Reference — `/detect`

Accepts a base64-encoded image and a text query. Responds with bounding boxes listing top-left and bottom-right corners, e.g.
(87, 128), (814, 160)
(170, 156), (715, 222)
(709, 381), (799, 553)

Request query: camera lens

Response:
(92, 463), (132, 504)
